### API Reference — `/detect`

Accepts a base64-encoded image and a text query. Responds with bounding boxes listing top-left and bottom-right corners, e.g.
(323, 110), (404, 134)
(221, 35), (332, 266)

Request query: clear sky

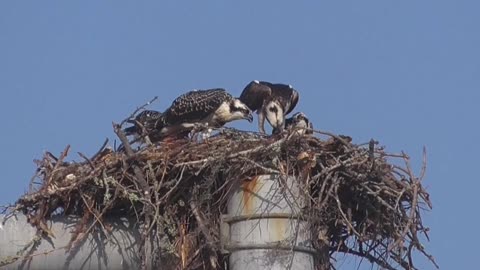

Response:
(1, 1), (478, 269)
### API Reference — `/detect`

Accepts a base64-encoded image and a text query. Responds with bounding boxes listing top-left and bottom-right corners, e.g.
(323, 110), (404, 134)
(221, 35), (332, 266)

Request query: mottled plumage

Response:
(123, 88), (252, 143)
(166, 89), (238, 126)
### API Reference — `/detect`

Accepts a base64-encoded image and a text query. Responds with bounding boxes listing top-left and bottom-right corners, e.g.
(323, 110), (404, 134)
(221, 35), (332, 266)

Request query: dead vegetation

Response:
(2, 111), (437, 270)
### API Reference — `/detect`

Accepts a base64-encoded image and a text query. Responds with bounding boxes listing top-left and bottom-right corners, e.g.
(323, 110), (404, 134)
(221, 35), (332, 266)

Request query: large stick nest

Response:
(3, 124), (437, 270)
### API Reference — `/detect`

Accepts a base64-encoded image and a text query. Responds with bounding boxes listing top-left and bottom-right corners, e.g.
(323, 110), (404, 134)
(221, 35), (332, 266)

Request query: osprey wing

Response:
(270, 84), (299, 115)
(306, 120), (314, 135)
(239, 81), (272, 111)
(165, 88), (232, 125)
(285, 89), (299, 115)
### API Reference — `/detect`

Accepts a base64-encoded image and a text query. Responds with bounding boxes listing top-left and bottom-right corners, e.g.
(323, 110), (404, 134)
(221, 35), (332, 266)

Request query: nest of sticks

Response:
(2, 114), (437, 270)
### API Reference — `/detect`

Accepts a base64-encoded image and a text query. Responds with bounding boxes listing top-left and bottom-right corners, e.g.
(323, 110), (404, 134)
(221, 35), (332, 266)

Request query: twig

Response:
(120, 96), (158, 127)
(189, 200), (216, 246)
(112, 122), (149, 195)
(78, 152), (95, 170)
(90, 138), (109, 160)
(334, 245), (397, 270)
(312, 129), (351, 147)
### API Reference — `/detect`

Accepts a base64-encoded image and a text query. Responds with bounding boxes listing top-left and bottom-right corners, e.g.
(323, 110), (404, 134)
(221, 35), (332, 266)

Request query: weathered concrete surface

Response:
(0, 214), (142, 270)
(226, 175), (316, 270)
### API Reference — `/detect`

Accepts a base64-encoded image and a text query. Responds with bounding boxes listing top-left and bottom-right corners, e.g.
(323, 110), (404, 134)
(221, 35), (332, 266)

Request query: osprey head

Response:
(264, 100), (285, 132)
(290, 112), (313, 135)
(229, 99), (253, 122)
(272, 112), (312, 135)
(292, 112), (308, 126)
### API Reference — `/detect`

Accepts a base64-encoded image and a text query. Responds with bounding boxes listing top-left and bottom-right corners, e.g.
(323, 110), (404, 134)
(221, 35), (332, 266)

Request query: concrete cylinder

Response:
(0, 214), (143, 270)
(226, 175), (316, 270)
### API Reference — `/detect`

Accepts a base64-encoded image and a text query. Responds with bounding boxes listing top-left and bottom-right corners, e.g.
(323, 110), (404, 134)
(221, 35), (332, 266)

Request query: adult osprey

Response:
(240, 80), (299, 134)
(124, 88), (253, 142)
(272, 112), (313, 135)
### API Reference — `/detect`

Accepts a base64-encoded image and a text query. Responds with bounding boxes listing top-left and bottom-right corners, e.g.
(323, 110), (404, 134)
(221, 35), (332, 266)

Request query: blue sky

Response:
(1, 1), (478, 269)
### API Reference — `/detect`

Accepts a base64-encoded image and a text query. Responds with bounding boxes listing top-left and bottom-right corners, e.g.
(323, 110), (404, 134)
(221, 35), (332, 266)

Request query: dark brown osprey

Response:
(240, 80), (299, 133)
(124, 88), (253, 142)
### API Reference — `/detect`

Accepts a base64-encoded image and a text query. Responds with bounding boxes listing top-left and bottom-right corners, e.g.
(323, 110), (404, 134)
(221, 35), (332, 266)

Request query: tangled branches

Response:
(4, 125), (436, 270)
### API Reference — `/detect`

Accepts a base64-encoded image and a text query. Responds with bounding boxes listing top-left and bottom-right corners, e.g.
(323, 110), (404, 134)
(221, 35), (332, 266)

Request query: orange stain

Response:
(241, 176), (260, 215)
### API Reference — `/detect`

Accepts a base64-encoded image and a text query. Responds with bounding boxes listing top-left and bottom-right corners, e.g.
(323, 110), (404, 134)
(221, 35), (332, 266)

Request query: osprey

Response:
(124, 110), (165, 142)
(240, 80), (299, 134)
(272, 112), (313, 135)
(124, 88), (253, 142)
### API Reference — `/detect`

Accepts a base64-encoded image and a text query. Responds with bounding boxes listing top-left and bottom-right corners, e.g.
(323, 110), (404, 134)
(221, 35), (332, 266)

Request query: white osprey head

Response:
(264, 100), (285, 131)
(225, 99), (253, 122)
(291, 112), (309, 129)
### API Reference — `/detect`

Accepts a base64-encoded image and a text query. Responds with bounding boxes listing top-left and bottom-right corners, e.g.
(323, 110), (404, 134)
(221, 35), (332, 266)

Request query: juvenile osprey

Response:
(124, 88), (253, 141)
(124, 110), (165, 142)
(273, 112), (313, 135)
(240, 80), (299, 134)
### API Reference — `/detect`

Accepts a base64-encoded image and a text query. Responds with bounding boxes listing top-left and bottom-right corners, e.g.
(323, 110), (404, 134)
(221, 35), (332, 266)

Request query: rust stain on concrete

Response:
(241, 176), (260, 215)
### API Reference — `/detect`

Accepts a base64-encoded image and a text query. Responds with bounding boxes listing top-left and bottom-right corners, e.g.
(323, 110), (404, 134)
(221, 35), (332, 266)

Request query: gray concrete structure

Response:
(0, 214), (142, 270)
(223, 175), (316, 270)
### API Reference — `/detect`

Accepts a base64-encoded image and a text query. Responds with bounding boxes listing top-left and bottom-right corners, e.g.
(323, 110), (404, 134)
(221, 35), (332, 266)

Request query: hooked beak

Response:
(275, 120), (285, 132)
(245, 112), (254, 122)
(276, 125), (284, 133)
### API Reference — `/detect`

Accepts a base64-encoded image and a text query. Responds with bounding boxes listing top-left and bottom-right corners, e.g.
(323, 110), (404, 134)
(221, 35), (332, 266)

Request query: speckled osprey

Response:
(240, 80), (299, 134)
(124, 88), (253, 141)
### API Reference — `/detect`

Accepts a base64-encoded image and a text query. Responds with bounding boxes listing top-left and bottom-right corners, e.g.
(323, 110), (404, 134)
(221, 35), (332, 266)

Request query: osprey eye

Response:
(269, 107), (277, 113)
